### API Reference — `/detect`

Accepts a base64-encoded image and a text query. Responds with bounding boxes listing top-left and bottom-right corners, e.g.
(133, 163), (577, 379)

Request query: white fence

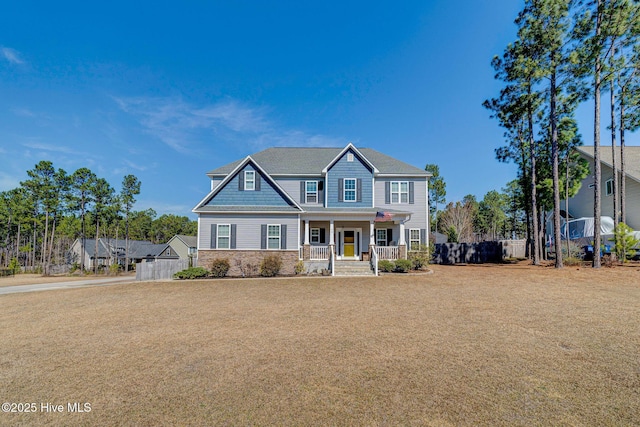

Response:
(136, 259), (188, 281)
(310, 246), (330, 260)
(376, 246), (399, 260)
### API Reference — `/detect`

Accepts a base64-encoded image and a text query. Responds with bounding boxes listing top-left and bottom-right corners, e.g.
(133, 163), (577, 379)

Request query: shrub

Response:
(294, 260), (305, 275)
(378, 260), (395, 272)
(8, 257), (20, 275)
(614, 222), (640, 262)
(210, 258), (230, 278)
(409, 244), (430, 270)
(174, 267), (210, 280)
(260, 254), (282, 277)
(394, 259), (413, 273)
(235, 259), (258, 277)
(109, 263), (121, 276)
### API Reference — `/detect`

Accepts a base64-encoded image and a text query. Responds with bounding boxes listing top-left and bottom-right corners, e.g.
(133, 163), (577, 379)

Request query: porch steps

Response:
(333, 261), (376, 276)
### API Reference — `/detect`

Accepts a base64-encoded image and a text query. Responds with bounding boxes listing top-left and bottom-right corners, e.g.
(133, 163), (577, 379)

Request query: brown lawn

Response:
(1, 263), (639, 426)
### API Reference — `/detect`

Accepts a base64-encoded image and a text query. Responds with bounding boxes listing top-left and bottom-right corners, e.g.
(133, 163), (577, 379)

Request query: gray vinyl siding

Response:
(275, 177), (325, 206)
(199, 213), (299, 250)
(562, 156), (640, 230)
(375, 177), (429, 233)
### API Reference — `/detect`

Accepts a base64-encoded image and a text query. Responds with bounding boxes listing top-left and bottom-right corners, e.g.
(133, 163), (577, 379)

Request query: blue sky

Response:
(1, 1), (637, 217)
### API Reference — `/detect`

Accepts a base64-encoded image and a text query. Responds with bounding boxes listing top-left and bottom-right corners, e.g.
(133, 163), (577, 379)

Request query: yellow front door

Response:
(344, 231), (355, 257)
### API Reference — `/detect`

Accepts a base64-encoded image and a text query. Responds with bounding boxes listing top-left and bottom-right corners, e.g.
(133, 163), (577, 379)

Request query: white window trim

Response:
(344, 178), (357, 202)
(244, 170), (255, 191)
(306, 181), (318, 204)
(605, 178), (613, 196)
(267, 224), (281, 250)
(310, 227), (320, 244)
(217, 224), (231, 249)
(376, 229), (387, 247)
(409, 228), (421, 251)
(391, 181), (409, 204)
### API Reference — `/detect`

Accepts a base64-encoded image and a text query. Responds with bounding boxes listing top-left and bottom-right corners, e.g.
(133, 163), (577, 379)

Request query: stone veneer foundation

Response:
(198, 250), (299, 277)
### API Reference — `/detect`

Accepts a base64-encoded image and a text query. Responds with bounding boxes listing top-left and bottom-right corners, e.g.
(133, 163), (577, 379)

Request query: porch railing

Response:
(310, 245), (330, 260)
(370, 245), (379, 276)
(376, 246), (399, 260)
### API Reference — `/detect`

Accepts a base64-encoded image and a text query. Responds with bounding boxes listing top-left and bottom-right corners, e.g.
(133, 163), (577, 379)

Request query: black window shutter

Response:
(230, 224), (237, 249)
(409, 182), (415, 204)
(320, 228), (326, 244)
(260, 224), (267, 249)
(420, 229), (427, 246)
(255, 173), (261, 191)
(387, 228), (393, 245)
(300, 181), (305, 202)
(318, 186), (324, 205)
(357, 179), (362, 202)
(210, 224), (217, 249)
(385, 181), (390, 204)
(238, 172), (244, 191)
(405, 229), (410, 247)
(338, 179), (344, 202)
(281, 224), (287, 249)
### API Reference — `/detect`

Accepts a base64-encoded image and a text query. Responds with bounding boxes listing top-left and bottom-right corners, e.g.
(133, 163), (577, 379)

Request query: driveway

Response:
(0, 276), (136, 295)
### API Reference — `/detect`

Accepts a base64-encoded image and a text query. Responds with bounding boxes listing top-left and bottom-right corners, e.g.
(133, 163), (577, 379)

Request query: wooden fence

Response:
(433, 240), (526, 264)
(136, 259), (188, 281)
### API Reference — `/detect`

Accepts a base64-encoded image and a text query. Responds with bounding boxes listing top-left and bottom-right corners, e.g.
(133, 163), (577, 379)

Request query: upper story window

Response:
(605, 178), (613, 196)
(347, 152), (354, 162)
(244, 171), (255, 191)
(344, 178), (356, 202)
(306, 181), (318, 203)
(391, 181), (409, 203)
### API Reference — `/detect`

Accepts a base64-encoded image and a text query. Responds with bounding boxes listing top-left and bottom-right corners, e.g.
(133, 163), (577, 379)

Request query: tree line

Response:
(427, 164), (528, 243)
(0, 161), (197, 274)
(485, 0), (639, 268)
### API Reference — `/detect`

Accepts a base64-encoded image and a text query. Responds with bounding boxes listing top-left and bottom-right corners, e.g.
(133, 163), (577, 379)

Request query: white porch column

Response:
(399, 221), (406, 245)
(369, 221), (375, 245)
(329, 220), (335, 245)
(304, 220), (310, 245)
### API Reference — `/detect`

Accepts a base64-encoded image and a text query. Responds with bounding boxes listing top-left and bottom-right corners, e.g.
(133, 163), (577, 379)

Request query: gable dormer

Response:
(325, 144), (375, 208)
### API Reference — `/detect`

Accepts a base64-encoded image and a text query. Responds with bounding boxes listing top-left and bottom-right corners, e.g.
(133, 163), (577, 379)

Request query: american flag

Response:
(375, 211), (393, 222)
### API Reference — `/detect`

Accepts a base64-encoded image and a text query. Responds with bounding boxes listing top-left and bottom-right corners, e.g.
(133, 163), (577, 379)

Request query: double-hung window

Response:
(217, 224), (231, 249)
(267, 224), (281, 249)
(376, 229), (387, 247)
(311, 228), (320, 244)
(391, 181), (409, 203)
(244, 171), (255, 191)
(306, 181), (318, 204)
(409, 229), (421, 251)
(344, 178), (356, 202)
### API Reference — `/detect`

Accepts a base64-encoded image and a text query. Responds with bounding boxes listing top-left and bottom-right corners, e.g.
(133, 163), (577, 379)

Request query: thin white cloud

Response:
(11, 107), (35, 117)
(0, 172), (21, 192)
(1, 47), (25, 65)
(21, 141), (83, 156)
(114, 96), (344, 153)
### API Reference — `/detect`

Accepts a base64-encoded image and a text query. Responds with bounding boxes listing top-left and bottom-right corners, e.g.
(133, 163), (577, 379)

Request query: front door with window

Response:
(338, 227), (361, 260)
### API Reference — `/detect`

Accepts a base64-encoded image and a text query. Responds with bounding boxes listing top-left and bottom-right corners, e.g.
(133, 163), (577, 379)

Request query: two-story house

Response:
(193, 143), (430, 276)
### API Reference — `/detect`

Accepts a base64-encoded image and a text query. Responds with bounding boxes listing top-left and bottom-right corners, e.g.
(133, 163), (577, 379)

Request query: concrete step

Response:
(333, 261), (376, 276)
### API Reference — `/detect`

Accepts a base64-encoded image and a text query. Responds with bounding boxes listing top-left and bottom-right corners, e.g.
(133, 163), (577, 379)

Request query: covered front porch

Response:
(299, 209), (411, 262)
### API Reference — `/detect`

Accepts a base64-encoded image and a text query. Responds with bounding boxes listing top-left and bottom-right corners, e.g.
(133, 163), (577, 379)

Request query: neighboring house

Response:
(563, 146), (640, 231)
(70, 238), (176, 269)
(166, 235), (198, 265)
(193, 143), (430, 276)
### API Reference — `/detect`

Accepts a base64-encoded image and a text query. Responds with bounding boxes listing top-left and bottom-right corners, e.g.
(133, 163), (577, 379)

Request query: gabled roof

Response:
(576, 146), (640, 183)
(74, 239), (170, 258)
(169, 235), (197, 248)
(193, 155), (303, 213)
(207, 145), (429, 177)
(322, 143), (378, 174)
